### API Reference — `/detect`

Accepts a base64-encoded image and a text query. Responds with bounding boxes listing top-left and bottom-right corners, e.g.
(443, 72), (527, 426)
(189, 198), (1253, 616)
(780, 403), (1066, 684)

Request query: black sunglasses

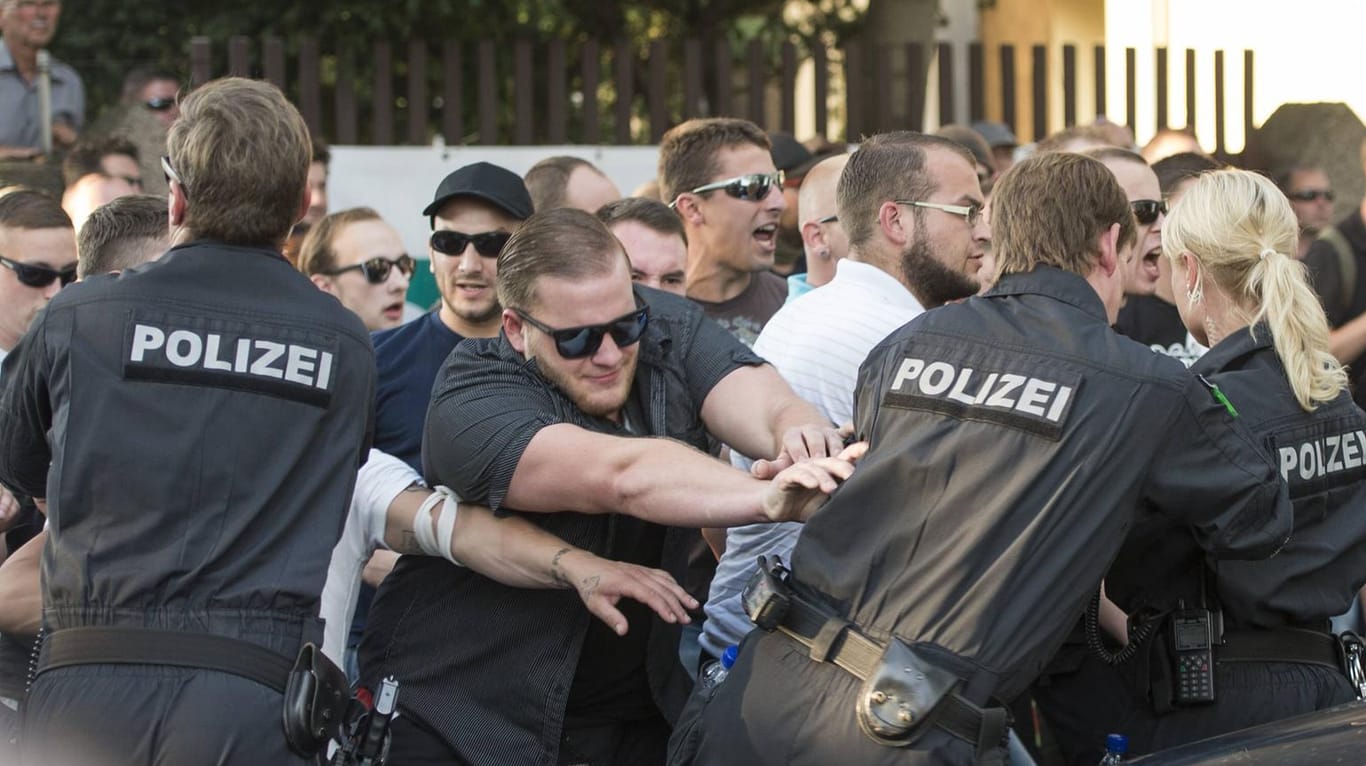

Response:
(145, 97), (176, 112)
(514, 303), (650, 359)
(321, 254), (416, 284)
(1287, 189), (1334, 203)
(1131, 199), (1168, 225)
(430, 229), (511, 258)
(672, 171), (785, 208)
(0, 254), (76, 289)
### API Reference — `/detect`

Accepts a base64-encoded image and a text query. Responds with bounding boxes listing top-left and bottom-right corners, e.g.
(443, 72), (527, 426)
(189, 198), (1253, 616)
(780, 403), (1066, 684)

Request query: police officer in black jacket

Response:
(0, 78), (374, 765)
(1044, 169), (1366, 763)
(675, 151), (1292, 766)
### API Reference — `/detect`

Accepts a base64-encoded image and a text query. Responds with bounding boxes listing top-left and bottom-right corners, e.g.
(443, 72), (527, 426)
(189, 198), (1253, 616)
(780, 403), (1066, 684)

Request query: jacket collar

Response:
(986, 265), (1109, 323)
(1192, 322), (1273, 373)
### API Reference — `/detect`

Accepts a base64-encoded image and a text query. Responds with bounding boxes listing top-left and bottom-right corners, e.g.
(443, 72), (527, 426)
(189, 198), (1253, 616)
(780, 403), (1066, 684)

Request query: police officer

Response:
(673, 151), (1292, 766)
(1043, 169), (1366, 762)
(0, 78), (374, 765)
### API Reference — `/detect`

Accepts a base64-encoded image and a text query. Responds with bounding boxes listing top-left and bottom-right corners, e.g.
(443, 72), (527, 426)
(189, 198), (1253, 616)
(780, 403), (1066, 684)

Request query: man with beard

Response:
(360, 207), (857, 765)
(662, 118), (788, 348)
(673, 151), (1290, 766)
(700, 132), (988, 670)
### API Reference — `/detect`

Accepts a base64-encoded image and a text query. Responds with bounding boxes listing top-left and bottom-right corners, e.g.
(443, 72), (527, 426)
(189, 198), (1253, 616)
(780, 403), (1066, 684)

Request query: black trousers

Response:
(20, 664), (313, 765)
(673, 630), (999, 766)
(385, 708), (669, 766)
(1035, 652), (1356, 765)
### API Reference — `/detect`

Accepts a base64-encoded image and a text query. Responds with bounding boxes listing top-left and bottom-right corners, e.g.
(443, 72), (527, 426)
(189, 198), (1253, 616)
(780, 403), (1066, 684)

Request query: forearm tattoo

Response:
(550, 546), (573, 588)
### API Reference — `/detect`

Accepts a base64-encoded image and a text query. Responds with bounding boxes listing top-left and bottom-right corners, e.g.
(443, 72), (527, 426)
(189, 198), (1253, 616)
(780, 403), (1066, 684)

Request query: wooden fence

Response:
(188, 35), (1255, 153)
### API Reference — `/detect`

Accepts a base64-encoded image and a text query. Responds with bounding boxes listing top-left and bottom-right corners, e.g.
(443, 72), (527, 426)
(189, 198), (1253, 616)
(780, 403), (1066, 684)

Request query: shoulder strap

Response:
(1318, 226), (1357, 314)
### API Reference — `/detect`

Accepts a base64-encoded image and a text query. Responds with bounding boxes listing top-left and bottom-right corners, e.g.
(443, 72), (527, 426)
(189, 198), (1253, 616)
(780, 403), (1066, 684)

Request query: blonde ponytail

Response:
(1164, 169), (1348, 411)
(1246, 249), (1348, 410)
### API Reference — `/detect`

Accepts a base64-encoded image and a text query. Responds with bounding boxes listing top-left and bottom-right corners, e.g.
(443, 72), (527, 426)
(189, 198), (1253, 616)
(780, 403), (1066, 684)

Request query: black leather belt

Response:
(1217, 628), (1342, 671)
(36, 626), (292, 693)
(776, 589), (1010, 755)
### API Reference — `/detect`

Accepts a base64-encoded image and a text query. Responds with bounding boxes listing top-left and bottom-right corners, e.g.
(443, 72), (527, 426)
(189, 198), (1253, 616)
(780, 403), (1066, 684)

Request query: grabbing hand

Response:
(750, 422), (852, 480)
(556, 549), (699, 637)
(761, 441), (867, 522)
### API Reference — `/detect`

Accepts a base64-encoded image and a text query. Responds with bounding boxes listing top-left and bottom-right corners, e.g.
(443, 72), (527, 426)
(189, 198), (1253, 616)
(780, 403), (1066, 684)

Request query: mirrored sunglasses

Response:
(0, 254), (77, 288)
(429, 229), (512, 258)
(514, 304), (650, 359)
(145, 97), (176, 112)
(685, 171), (785, 203)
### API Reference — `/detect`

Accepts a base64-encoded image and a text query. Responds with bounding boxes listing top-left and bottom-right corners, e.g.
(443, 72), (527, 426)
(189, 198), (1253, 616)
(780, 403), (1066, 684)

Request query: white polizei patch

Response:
(128, 323), (335, 391)
(889, 356), (1075, 425)
(1278, 430), (1366, 482)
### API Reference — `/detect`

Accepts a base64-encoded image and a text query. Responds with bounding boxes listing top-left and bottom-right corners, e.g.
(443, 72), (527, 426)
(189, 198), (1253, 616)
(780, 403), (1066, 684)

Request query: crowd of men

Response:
(3, 3), (1366, 765)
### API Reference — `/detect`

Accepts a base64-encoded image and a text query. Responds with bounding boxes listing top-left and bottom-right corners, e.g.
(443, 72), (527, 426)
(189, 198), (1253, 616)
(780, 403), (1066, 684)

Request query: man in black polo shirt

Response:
(360, 207), (856, 766)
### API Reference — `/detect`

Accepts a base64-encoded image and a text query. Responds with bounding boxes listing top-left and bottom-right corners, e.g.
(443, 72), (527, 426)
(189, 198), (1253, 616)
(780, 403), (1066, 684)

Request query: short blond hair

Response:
(1164, 169), (1347, 411)
(990, 152), (1136, 278)
(166, 78), (312, 247)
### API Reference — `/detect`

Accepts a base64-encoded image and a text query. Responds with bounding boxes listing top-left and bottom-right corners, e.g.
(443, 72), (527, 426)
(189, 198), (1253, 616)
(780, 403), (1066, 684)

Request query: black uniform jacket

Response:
(0, 242), (375, 656)
(790, 267), (1292, 703)
(1107, 323), (1366, 629)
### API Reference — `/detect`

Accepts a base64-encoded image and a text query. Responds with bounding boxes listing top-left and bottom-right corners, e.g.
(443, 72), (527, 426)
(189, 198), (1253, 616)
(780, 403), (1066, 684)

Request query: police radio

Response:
(1170, 608), (1216, 705)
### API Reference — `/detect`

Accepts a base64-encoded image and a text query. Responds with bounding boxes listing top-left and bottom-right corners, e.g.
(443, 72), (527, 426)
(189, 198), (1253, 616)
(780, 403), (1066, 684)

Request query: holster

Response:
(856, 637), (960, 747)
(1336, 631), (1366, 700)
(282, 643), (350, 757)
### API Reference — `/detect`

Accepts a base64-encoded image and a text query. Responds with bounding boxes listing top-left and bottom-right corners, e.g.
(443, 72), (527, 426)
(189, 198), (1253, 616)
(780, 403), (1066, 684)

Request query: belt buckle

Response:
(1339, 632), (1366, 700)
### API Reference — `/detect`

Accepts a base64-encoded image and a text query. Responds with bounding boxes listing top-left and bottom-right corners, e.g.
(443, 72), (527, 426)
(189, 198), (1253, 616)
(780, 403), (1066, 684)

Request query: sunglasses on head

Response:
(1288, 189), (1334, 203)
(0, 254), (76, 289)
(673, 171), (785, 207)
(429, 229), (511, 258)
(1131, 199), (1168, 225)
(321, 254), (416, 284)
(514, 303), (650, 359)
(145, 97), (175, 112)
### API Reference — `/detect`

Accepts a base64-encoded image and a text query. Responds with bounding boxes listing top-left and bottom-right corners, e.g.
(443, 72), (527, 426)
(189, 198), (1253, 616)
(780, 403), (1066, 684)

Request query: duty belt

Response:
(1216, 628), (1341, 670)
(35, 626), (351, 757)
(743, 557), (1010, 763)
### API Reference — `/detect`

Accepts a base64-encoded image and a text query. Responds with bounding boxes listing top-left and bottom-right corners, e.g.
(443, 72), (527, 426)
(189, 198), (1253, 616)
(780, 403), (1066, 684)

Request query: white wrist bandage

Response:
(412, 485), (463, 567)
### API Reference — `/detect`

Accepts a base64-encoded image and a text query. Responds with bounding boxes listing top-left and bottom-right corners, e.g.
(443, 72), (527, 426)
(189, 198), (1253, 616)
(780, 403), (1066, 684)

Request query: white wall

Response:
(329, 145), (662, 262)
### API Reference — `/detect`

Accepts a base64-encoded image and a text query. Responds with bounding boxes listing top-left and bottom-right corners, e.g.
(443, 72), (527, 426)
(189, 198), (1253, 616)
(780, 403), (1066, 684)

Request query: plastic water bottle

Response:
(1098, 733), (1128, 765)
(698, 645), (738, 698)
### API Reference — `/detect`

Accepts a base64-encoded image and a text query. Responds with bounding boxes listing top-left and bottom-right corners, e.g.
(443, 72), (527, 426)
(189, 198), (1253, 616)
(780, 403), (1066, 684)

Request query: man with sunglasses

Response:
(661, 118), (790, 348)
(1276, 164), (1336, 259)
(0, 185), (74, 367)
(1304, 137), (1366, 410)
(120, 66), (180, 130)
(371, 161), (531, 472)
(1087, 147), (1167, 301)
(298, 207), (413, 332)
(0, 78), (375, 766)
(360, 207), (854, 766)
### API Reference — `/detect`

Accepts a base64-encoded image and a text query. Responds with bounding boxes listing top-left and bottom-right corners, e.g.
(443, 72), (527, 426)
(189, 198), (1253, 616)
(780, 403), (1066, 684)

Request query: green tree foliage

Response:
(54, 1), (874, 144)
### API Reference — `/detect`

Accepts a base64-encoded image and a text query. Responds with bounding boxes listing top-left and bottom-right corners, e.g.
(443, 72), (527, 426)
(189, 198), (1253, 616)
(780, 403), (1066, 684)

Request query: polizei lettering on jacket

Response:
(1274, 428), (1366, 497)
(882, 357), (1080, 439)
(123, 314), (337, 408)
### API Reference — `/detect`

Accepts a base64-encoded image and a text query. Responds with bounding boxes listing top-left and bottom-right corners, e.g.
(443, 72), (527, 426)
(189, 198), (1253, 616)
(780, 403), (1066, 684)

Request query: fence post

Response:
(407, 41), (428, 146)
(335, 49), (358, 145)
(372, 42), (393, 146)
(189, 37), (212, 88)
(514, 39), (534, 145)
(937, 42), (954, 127)
(1062, 44), (1077, 128)
(1031, 44), (1046, 140)
(546, 40), (567, 144)
(298, 38), (321, 137)
(614, 40), (634, 144)
(442, 42), (463, 144)
(649, 39), (669, 142)
(477, 41), (497, 144)
(228, 36), (251, 78)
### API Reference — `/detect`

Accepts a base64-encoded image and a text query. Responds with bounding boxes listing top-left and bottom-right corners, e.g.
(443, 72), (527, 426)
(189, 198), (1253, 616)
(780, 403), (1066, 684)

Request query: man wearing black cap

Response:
(339, 162), (533, 681)
(768, 131), (815, 277)
(371, 160), (533, 470)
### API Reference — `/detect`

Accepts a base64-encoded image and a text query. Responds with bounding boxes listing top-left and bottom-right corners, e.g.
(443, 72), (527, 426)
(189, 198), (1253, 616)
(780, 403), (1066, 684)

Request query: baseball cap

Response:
(768, 131), (817, 179)
(422, 162), (534, 224)
(971, 121), (1019, 149)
